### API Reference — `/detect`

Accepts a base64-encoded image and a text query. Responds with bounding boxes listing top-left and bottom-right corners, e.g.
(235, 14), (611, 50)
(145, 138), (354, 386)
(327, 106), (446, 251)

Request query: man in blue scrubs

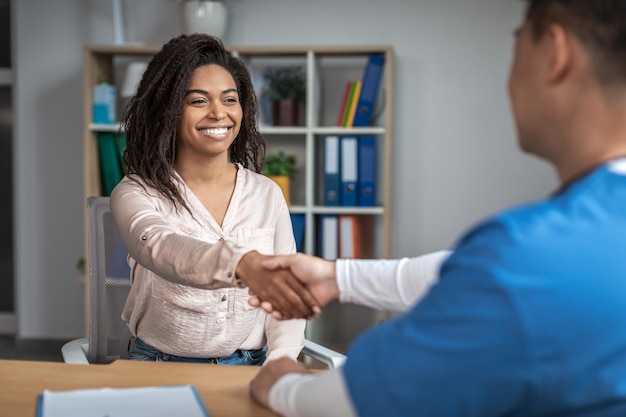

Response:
(249, 1), (626, 415)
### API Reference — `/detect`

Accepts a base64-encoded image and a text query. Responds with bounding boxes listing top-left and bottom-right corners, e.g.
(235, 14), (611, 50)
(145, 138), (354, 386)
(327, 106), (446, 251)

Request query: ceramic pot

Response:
(182, 0), (228, 38)
(267, 175), (291, 205)
(272, 99), (299, 126)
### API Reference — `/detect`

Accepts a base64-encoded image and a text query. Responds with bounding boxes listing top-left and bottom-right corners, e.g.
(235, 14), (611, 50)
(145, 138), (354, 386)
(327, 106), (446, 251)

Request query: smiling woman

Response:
(107, 33), (311, 368)
(176, 65), (242, 165)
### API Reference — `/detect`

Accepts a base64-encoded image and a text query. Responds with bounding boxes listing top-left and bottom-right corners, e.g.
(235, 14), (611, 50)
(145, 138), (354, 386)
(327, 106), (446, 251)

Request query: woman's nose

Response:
(207, 103), (225, 120)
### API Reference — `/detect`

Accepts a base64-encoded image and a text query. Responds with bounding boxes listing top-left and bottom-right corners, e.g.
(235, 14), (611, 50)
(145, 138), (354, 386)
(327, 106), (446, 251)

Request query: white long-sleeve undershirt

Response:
(268, 250), (451, 417)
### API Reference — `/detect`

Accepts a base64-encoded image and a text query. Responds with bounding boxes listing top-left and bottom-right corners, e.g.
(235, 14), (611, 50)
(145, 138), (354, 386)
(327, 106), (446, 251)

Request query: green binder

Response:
(97, 132), (123, 196)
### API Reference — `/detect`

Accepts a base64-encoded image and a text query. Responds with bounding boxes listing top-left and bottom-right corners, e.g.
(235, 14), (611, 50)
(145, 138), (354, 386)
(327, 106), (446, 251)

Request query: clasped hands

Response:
(236, 251), (339, 320)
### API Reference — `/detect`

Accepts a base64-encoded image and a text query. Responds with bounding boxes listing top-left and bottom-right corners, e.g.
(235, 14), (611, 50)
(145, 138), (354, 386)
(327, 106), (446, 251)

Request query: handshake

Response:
(236, 251), (338, 321)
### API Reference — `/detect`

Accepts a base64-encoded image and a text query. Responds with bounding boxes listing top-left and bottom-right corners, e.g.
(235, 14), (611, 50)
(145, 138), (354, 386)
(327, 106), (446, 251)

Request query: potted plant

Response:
(262, 150), (296, 204)
(262, 66), (306, 126)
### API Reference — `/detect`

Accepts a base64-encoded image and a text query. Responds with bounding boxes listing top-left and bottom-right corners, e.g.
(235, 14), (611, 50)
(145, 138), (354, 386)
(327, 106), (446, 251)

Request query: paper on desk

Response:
(38, 384), (210, 417)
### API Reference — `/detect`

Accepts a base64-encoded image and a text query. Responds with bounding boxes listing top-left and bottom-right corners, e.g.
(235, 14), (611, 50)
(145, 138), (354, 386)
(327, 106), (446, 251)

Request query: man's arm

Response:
(250, 358), (356, 417)
(338, 250), (450, 312)
(252, 250), (450, 318)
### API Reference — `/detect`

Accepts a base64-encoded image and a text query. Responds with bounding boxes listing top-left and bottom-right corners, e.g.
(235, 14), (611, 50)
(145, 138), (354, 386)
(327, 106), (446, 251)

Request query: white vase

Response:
(182, 0), (228, 39)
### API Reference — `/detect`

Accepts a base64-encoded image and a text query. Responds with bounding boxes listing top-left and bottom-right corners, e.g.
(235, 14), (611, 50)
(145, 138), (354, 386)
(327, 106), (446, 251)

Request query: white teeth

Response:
(202, 128), (228, 135)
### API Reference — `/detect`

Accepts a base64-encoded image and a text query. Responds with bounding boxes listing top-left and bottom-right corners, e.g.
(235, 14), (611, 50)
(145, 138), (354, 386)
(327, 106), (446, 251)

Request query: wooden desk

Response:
(0, 359), (278, 417)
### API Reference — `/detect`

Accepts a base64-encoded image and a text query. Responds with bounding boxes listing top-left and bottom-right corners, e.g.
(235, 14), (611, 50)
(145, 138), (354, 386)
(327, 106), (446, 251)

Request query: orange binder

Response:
(338, 215), (374, 259)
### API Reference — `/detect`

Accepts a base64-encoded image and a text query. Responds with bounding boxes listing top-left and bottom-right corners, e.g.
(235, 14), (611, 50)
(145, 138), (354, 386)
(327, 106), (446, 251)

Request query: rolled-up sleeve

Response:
(110, 176), (247, 289)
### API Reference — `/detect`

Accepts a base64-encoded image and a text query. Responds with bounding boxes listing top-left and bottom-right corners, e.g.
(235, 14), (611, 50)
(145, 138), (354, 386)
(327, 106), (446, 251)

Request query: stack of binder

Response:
(317, 214), (374, 260)
(323, 54), (385, 208)
(323, 135), (377, 207)
(318, 53), (385, 261)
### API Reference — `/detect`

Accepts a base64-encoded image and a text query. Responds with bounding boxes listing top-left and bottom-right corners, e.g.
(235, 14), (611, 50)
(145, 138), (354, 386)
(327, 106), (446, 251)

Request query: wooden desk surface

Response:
(0, 359), (278, 417)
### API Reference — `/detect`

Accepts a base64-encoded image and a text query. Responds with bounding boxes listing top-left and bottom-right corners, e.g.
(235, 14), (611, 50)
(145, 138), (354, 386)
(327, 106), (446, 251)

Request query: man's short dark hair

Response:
(525, 0), (626, 85)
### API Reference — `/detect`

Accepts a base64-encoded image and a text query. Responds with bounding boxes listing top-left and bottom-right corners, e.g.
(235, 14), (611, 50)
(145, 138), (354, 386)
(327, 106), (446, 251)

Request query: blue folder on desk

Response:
(36, 384), (210, 417)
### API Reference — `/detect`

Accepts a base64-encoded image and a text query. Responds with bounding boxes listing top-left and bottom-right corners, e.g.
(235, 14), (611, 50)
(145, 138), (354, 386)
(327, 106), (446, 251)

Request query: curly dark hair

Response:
(524, 0), (626, 85)
(121, 34), (265, 214)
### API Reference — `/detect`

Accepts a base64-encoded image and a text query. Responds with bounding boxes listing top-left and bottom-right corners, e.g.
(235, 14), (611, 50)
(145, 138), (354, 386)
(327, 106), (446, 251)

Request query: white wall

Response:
(14, 0), (558, 339)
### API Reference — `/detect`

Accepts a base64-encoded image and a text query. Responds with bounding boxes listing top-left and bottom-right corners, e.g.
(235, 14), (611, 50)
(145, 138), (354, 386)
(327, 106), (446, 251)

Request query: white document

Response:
(38, 384), (210, 417)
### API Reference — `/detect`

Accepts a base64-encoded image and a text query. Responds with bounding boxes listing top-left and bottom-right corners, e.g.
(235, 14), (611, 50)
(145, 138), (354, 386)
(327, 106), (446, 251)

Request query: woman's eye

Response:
(224, 96), (239, 104)
(190, 97), (207, 105)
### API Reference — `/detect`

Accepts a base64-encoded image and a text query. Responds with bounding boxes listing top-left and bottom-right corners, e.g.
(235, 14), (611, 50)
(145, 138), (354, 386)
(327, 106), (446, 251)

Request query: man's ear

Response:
(545, 23), (574, 84)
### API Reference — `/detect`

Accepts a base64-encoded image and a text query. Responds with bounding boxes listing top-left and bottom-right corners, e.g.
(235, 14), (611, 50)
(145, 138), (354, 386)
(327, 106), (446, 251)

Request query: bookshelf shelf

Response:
(89, 123), (121, 132)
(311, 206), (385, 215)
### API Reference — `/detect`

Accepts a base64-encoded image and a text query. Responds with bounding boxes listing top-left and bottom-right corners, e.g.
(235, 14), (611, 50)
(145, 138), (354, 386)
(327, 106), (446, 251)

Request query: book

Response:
(97, 132), (123, 196)
(358, 136), (377, 206)
(336, 81), (353, 126)
(338, 215), (374, 259)
(352, 54), (385, 127)
(343, 81), (362, 128)
(290, 213), (306, 252)
(36, 384), (210, 417)
(341, 82), (359, 127)
(323, 136), (341, 206)
(340, 136), (358, 206)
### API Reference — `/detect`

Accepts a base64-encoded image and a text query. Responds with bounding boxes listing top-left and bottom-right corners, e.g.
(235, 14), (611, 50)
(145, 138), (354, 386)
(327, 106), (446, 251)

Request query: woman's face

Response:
(176, 64), (243, 161)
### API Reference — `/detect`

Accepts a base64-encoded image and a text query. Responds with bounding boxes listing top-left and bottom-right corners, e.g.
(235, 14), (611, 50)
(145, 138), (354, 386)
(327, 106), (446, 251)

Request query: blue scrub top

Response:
(344, 161), (626, 417)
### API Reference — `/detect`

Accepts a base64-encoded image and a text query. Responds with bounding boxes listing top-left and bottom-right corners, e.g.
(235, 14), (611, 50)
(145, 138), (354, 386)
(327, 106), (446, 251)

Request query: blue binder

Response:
(323, 136), (341, 206)
(352, 54), (385, 127)
(290, 213), (306, 252)
(340, 136), (358, 206)
(358, 136), (377, 206)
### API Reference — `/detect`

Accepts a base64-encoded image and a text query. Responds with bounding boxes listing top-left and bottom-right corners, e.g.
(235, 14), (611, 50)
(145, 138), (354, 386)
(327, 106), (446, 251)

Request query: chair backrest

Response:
(87, 196), (133, 364)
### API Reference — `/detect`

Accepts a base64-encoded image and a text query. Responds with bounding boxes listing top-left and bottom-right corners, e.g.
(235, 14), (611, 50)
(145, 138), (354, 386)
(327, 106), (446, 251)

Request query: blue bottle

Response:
(93, 79), (116, 124)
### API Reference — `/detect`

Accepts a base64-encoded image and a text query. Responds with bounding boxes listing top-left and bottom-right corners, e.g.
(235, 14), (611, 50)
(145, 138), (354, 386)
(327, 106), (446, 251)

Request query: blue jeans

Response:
(128, 337), (267, 366)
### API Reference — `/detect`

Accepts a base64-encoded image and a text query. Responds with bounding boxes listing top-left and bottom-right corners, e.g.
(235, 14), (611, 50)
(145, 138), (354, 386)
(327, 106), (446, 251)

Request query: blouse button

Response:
(218, 237), (224, 241)
(141, 236), (147, 241)
(221, 295), (227, 302)
(227, 272), (233, 278)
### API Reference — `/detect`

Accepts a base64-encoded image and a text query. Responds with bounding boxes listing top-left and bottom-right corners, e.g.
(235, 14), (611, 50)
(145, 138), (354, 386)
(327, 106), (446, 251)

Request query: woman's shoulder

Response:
(113, 174), (146, 193)
(110, 174), (164, 201)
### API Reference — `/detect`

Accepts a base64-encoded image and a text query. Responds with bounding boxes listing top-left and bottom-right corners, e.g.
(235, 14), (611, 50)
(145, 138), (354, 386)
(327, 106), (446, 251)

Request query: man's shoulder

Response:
(453, 197), (555, 252)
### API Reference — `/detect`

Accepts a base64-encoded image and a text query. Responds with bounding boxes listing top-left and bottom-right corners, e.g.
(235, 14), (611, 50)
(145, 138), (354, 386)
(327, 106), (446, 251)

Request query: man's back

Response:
(343, 160), (626, 416)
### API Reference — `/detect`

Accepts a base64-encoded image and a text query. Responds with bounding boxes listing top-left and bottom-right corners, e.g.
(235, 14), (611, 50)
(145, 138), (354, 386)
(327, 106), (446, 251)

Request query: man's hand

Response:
(236, 251), (320, 319)
(250, 357), (309, 408)
(249, 253), (340, 319)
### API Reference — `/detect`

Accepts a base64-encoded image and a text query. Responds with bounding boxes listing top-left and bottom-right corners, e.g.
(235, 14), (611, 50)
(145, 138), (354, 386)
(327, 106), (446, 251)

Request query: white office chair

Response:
(62, 196), (346, 369)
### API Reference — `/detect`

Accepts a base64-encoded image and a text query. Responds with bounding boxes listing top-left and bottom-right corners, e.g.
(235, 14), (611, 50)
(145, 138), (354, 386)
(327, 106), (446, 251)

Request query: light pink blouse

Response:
(110, 165), (305, 361)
